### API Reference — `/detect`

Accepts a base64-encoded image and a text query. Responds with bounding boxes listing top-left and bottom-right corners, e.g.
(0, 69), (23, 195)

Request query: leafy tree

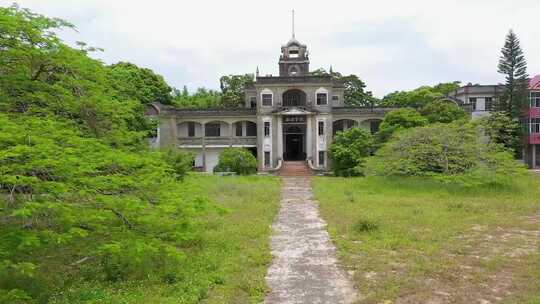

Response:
(108, 61), (173, 105)
(312, 68), (376, 106)
(482, 111), (522, 156)
(329, 128), (374, 176)
(381, 82), (461, 107)
(376, 108), (428, 143)
(213, 148), (257, 175)
(172, 87), (222, 108)
(496, 30), (529, 119)
(0, 6), (211, 302)
(365, 121), (526, 186)
(419, 100), (468, 123)
(219, 74), (253, 108)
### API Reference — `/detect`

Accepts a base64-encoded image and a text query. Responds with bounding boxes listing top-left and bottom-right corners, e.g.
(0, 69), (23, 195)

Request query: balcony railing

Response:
(178, 136), (256, 147)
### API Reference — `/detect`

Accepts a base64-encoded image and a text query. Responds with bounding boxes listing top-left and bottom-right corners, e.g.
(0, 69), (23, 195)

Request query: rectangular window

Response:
(469, 97), (477, 111)
(316, 93), (328, 105)
(262, 94), (272, 106)
(205, 123), (220, 137)
(188, 122), (195, 137)
(318, 151), (325, 167)
(264, 122), (270, 137)
(531, 92), (540, 108)
(532, 118), (540, 133)
(250, 96), (257, 108)
(318, 121), (324, 136)
(246, 122), (257, 136)
(235, 122), (243, 136)
(485, 97), (493, 111)
(264, 151), (271, 167)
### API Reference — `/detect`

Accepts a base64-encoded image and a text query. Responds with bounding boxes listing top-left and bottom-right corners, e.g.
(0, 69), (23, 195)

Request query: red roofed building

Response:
(525, 75), (540, 168)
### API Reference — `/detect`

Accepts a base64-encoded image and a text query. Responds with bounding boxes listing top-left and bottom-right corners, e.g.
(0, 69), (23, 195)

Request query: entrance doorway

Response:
(285, 134), (304, 160)
(283, 125), (306, 160)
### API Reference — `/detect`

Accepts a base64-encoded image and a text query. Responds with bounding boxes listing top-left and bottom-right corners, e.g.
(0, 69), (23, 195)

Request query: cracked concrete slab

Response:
(265, 177), (357, 304)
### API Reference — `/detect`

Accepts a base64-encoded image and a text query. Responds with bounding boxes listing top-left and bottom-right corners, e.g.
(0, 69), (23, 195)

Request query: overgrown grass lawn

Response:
(53, 174), (280, 304)
(313, 175), (540, 303)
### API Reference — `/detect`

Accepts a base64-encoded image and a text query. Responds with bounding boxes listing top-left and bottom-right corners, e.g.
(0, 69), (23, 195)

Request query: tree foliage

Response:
(219, 74), (253, 108)
(365, 121), (526, 186)
(213, 148), (257, 175)
(172, 86), (222, 108)
(0, 5), (208, 302)
(311, 68), (377, 106)
(376, 108), (428, 143)
(329, 128), (374, 176)
(419, 100), (468, 123)
(496, 30), (529, 119)
(482, 111), (522, 156)
(381, 82), (461, 107)
(108, 62), (173, 105)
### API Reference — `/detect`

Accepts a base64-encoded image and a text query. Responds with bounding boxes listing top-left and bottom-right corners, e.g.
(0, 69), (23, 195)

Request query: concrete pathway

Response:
(265, 177), (357, 304)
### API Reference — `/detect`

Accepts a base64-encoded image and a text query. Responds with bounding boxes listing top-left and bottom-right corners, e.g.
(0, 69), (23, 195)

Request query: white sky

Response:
(4, 0), (540, 97)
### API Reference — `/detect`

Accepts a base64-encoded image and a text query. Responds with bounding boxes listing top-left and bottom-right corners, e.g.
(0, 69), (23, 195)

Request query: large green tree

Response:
(329, 127), (374, 176)
(219, 74), (253, 108)
(108, 61), (173, 105)
(311, 68), (376, 106)
(381, 82), (461, 107)
(0, 6), (207, 302)
(496, 30), (529, 119)
(376, 108), (428, 143)
(419, 100), (468, 123)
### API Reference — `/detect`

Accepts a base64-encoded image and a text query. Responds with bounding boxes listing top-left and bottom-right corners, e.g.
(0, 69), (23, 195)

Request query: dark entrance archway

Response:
(284, 125), (305, 160)
(282, 89), (307, 107)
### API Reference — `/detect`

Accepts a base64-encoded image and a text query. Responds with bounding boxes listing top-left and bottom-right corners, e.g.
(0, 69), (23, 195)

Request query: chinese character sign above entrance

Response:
(283, 115), (306, 123)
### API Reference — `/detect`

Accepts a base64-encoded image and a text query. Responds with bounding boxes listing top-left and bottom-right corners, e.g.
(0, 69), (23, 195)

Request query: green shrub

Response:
(419, 100), (468, 123)
(213, 148), (257, 175)
(329, 128), (374, 176)
(365, 121), (526, 186)
(481, 111), (522, 157)
(161, 146), (194, 179)
(375, 108), (428, 144)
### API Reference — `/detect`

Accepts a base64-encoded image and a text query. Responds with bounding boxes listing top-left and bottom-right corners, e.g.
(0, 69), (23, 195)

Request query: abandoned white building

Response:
(146, 34), (389, 173)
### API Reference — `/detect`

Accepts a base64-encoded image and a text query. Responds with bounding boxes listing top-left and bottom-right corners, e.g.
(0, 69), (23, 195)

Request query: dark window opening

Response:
(188, 122), (195, 137)
(264, 122), (270, 137)
(318, 121), (324, 136)
(332, 95), (339, 102)
(235, 122), (243, 136)
(264, 151), (271, 167)
(485, 97), (493, 111)
(250, 97), (257, 108)
(246, 122), (257, 136)
(262, 94), (272, 106)
(316, 93), (328, 105)
(205, 123), (220, 137)
(469, 97), (477, 111)
(319, 151), (325, 166)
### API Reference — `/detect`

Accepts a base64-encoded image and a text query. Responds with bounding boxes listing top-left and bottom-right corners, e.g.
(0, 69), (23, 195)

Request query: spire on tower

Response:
(256, 66), (259, 78)
(292, 9), (295, 38)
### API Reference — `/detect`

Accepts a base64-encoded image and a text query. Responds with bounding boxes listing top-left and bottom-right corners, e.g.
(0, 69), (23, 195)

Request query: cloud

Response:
(6, 0), (540, 97)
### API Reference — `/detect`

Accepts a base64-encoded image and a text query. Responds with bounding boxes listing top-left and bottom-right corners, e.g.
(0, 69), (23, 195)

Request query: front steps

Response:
(278, 161), (312, 177)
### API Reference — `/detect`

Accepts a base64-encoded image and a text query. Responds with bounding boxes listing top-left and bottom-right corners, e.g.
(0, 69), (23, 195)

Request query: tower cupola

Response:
(279, 10), (310, 76)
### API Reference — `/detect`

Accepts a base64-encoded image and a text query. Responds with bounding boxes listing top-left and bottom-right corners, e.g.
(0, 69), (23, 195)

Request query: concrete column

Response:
(229, 123), (233, 147)
(306, 116), (312, 160)
(201, 123), (206, 172)
(533, 144), (537, 168)
(277, 116), (283, 160)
